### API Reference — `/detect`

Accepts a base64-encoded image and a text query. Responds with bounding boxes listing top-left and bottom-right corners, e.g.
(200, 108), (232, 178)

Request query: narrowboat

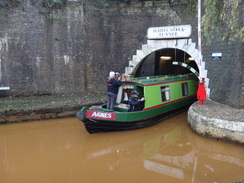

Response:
(77, 74), (197, 133)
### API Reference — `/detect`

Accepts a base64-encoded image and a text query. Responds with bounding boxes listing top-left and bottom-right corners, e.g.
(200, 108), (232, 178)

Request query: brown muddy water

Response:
(0, 112), (243, 183)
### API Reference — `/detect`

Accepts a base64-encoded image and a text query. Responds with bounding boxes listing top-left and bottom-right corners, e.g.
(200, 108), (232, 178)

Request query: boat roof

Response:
(122, 74), (196, 86)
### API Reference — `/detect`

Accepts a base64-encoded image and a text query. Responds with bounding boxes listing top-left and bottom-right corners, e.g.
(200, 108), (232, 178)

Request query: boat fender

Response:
(76, 110), (86, 121)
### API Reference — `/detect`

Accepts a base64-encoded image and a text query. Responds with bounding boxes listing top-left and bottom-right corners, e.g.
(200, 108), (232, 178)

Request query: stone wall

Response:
(0, 0), (243, 108)
(204, 36), (244, 109)
(0, 1), (86, 95)
(0, 0), (197, 96)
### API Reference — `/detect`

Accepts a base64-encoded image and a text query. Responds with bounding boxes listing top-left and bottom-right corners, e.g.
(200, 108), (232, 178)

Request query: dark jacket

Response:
(128, 96), (144, 112)
(107, 79), (122, 94)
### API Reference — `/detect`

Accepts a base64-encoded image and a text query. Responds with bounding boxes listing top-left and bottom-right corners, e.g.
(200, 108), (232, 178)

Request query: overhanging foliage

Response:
(202, 0), (243, 44)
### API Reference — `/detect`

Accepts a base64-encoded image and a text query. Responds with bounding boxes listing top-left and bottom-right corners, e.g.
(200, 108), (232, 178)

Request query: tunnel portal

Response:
(124, 38), (210, 97)
(135, 48), (199, 77)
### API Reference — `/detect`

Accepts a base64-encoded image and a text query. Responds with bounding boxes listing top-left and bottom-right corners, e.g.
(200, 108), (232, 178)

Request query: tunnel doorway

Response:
(135, 48), (199, 77)
(124, 38), (209, 97)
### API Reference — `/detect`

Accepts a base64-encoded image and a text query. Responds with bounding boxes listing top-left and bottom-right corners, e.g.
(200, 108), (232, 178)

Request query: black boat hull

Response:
(83, 105), (190, 133)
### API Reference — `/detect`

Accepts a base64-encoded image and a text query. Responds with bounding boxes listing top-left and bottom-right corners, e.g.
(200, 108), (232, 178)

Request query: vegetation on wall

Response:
(0, 0), (22, 16)
(0, 0), (243, 43)
(0, 0), (67, 9)
(202, 0), (243, 44)
(91, 0), (243, 44)
(0, 0), (68, 16)
(0, 0), (21, 8)
(40, 0), (68, 20)
(42, 0), (68, 9)
(0, 0), (68, 9)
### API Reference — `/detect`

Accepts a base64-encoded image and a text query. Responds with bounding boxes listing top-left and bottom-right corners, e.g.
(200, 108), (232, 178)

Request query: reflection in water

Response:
(0, 112), (243, 183)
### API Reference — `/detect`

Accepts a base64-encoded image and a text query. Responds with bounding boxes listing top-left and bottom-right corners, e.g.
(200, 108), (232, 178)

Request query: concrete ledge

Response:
(0, 93), (106, 123)
(188, 100), (244, 145)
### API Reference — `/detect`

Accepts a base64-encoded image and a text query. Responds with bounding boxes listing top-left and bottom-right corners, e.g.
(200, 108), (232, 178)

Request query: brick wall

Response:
(203, 34), (243, 108)
(0, 0), (243, 108)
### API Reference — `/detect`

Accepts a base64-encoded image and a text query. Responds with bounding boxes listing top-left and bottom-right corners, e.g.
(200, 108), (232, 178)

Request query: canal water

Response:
(0, 112), (243, 183)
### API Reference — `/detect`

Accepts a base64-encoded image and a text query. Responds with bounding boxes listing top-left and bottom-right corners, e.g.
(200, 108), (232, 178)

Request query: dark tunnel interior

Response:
(135, 48), (199, 77)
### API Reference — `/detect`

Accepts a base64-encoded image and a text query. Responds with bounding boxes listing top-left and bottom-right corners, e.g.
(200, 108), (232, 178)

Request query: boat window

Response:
(161, 86), (170, 102)
(181, 82), (189, 96)
(121, 85), (134, 103)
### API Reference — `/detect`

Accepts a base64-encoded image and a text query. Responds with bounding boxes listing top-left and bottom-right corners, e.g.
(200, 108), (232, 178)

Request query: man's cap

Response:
(131, 90), (139, 95)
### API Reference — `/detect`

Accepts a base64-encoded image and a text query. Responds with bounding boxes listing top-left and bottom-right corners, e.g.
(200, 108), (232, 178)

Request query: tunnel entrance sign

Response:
(147, 25), (192, 39)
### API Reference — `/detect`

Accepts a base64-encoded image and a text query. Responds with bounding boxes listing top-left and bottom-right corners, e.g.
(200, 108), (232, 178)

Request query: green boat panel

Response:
(81, 95), (196, 122)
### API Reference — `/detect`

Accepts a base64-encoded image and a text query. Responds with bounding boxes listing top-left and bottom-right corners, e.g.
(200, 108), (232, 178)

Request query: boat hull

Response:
(82, 105), (190, 133)
(78, 94), (196, 133)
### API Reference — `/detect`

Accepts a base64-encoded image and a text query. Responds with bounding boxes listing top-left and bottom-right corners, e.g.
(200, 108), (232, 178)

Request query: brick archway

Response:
(124, 38), (210, 97)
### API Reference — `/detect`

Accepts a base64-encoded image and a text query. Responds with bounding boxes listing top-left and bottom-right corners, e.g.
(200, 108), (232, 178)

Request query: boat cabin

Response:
(115, 74), (197, 112)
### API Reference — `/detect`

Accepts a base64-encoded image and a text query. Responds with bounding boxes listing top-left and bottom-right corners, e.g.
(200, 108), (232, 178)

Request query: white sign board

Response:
(212, 53), (222, 61)
(147, 25), (192, 39)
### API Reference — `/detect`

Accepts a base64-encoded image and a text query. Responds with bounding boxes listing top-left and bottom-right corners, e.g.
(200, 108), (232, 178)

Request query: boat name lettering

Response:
(91, 112), (112, 118)
(86, 110), (116, 120)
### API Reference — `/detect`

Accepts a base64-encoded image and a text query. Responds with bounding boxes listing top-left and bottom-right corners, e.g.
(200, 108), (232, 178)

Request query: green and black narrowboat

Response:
(77, 74), (197, 133)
